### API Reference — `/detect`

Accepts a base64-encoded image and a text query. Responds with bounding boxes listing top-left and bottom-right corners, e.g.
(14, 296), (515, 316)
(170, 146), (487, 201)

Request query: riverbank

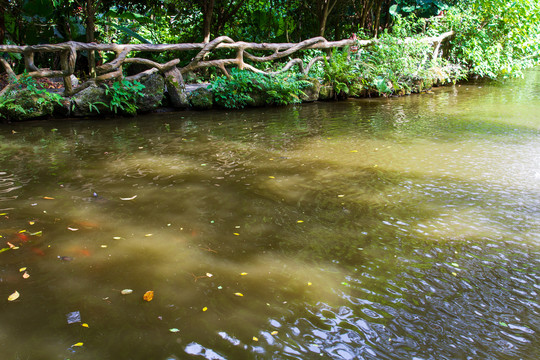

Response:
(0, 70), (441, 122)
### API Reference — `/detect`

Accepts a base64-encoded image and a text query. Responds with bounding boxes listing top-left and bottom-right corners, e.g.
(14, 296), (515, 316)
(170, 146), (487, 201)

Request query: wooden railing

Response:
(0, 32), (454, 97)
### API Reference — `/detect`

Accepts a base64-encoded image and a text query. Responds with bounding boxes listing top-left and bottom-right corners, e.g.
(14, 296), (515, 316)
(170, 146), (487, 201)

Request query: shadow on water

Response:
(0, 70), (539, 359)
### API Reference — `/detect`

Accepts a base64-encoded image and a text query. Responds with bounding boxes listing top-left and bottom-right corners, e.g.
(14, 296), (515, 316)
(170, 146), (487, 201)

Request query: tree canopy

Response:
(0, 0), (538, 79)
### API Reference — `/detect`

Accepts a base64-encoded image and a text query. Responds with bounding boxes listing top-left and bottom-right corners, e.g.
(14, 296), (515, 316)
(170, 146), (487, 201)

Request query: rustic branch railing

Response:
(0, 32), (454, 97)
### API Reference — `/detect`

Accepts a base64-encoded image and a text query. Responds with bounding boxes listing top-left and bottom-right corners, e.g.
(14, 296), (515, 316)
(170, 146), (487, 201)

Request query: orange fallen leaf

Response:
(22, 272), (30, 279)
(143, 290), (154, 301)
(43, 196), (55, 200)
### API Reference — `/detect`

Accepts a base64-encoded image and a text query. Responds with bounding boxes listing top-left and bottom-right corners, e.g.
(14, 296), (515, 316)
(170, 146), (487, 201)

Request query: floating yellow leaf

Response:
(452, 272), (457, 276)
(100, 245), (107, 248)
(234, 292), (244, 297)
(72, 342), (83, 347)
(206, 273), (213, 277)
(145, 234), (153, 237)
(143, 290), (154, 301)
(350, 150), (358, 153)
(271, 331), (278, 335)
(19, 267), (27, 272)
(113, 236), (121, 240)
(307, 282), (312, 286)
(233, 233), (240, 236)
(29, 221), (35, 225)
(22, 272), (30, 279)
(202, 307), (208, 312)
(253, 337), (258, 341)
(240, 272), (248, 276)
(82, 323), (89, 328)
(268, 176), (275, 179)
(296, 220), (304, 223)
(337, 194), (345, 198)
(8, 291), (20, 301)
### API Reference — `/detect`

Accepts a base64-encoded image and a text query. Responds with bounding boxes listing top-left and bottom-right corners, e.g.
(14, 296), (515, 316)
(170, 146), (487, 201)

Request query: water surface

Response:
(0, 72), (539, 360)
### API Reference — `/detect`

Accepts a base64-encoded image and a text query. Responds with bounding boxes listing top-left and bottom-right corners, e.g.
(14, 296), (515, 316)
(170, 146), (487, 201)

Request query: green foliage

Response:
(264, 73), (311, 105)
(434, 0), (540, 78)
(101, 79), (146, 115)
(0, 97), (25, 119)
(323, 49), (360, 98)
(13, 72), (64, 106)
(210, 69), (260, 109)
(210, 69), (310, 109)
(317, 16), (466, 97)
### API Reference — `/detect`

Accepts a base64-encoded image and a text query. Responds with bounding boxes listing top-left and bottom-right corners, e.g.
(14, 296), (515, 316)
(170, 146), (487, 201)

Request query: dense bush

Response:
(210, 69), (311, 109)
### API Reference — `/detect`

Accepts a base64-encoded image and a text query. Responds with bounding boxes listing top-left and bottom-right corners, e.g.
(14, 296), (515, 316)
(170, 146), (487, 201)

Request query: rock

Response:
(246, 91), (267, 107)
(136, 73), (165, 112)
(300, 79), (321, 102)
(188, 86), (213, 110)
(52, 95), (71, 117)
(318, 85), (335, 100)
(70, 85), (111, 117)
(164, 67), (189, 108)
(0, 89), (55, 121)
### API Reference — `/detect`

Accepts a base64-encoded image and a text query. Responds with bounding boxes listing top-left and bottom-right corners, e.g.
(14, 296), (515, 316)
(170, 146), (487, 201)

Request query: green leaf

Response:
(106, 23), (152, 44)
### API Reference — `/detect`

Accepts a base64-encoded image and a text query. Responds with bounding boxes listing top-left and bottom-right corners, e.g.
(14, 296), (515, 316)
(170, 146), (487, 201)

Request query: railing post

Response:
(23, 50), (38, 72)
(61, 44), (77, 96)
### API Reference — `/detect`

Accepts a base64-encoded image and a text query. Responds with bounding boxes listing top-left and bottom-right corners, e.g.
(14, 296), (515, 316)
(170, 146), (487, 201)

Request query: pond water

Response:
(0, 71), (539, 360)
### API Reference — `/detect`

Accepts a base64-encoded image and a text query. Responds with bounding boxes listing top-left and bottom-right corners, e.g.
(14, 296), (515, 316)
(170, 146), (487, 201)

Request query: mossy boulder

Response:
(137, 73), (165, 112)
(0, 89), (56, 121)
(300, 79), (321, 102)
(188, 87), (213, 110)
(70, 85), (111, 117)
(318, 85), (335, 100)
(165, 68), (189, 108)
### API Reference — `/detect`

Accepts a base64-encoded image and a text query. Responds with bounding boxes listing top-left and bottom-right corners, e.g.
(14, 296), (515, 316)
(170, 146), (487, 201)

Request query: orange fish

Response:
(30, 247), (45, 256)
(16, 233), (29, 242)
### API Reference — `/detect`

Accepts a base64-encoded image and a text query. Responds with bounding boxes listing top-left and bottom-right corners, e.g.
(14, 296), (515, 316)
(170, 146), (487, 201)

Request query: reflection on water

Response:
(0, 71), (539, 360)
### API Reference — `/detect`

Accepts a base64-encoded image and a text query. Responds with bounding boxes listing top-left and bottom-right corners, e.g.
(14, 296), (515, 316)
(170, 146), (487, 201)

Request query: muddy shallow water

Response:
(0, 71), (539, 360)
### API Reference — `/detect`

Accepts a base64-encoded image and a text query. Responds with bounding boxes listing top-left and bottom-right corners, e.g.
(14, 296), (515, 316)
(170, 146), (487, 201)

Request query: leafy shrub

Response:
(100, 79), (146, 115)
(210, 68), (310, 109)
(0, 72), (65, 120)
(433, 0), (540, 79)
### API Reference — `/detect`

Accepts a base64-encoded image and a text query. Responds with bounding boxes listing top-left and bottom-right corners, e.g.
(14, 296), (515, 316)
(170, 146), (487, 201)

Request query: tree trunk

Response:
(202, 0), (215, 43)
(373, 0), (382, 37)
(0, 8), (5, 45)
(214, 0), (243, 36)
(86, 0), (96, 77)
